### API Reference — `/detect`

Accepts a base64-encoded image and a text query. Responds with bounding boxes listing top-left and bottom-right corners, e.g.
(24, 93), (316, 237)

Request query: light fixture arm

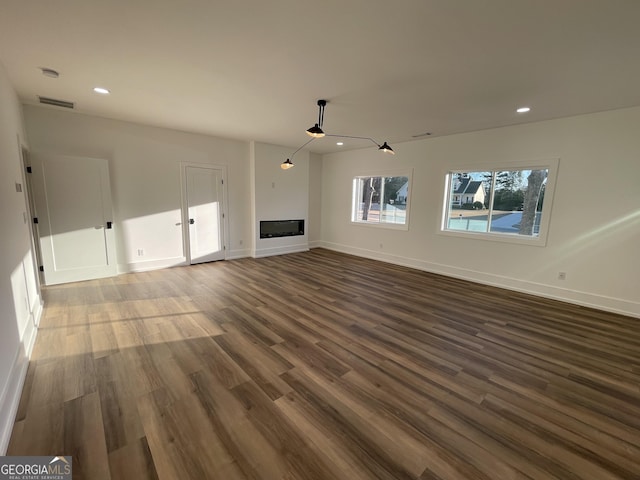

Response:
(325, 134), (394, 154)
(281, 137), (316, 170)
(325, 134), (382, 148)
(290, 137), (316, 159)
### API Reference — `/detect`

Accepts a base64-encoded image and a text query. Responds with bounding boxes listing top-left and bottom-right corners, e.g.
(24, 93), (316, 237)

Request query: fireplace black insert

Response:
(260, 220), (304, 238)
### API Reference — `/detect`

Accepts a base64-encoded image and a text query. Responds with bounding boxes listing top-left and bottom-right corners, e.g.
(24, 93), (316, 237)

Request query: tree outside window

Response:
(352, 175), (410, 226)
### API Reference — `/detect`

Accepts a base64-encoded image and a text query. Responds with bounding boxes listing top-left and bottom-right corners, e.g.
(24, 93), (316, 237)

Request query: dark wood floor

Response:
(8, 248), (640, 479)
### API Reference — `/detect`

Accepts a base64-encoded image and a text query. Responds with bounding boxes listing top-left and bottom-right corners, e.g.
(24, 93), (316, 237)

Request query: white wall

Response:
(23, 106), (253, 269)
(320, 107), (640, 317)
(251, 142), (310, 257)
(0, 63), (41, 453)
(308, 152), (323, 247)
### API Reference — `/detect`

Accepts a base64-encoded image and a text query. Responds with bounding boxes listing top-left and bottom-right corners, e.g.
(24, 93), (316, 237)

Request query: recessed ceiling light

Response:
(93, 87), (110, 95)
(336, 142), (344, 146)
(516, 107), (531, 113)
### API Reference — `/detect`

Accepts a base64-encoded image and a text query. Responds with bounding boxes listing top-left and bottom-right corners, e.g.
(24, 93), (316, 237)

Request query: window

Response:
(441, 160), (558, 245)
(352, 173), (410, 227)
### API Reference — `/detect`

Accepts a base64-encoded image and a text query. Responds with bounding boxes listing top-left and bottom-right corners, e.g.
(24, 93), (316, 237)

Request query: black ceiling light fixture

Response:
(306, 99), (326, 138)
(280, 158), (294, 170)
(282, 99), (395, 170)
(379, 141), (394, 154)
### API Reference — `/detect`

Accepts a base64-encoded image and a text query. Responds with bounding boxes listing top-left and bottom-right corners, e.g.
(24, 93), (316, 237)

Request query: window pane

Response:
(380, 176), (409, 224)
(488, 169), (548, 236)
(355, 176), (381, 223)
(352, 175), (409, 225)
(446, 172), (490, 233)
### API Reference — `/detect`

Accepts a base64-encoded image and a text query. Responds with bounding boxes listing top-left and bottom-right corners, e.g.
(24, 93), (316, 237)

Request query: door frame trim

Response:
(180, 162), (229, 264)
(17, 138), (43, 304)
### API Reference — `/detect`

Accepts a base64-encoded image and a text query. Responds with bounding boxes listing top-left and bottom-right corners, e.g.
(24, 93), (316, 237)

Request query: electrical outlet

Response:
(137, 249), (145, 257)
(558, 272), (566, 280)
(239, 240), (243, 246)
(379, 243), (384, 249)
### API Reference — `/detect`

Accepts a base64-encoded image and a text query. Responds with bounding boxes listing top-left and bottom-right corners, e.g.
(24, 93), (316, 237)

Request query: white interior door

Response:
(20, 146), (43, 325)
(32, 153), (117, 285)
(185, 166), (225, 264)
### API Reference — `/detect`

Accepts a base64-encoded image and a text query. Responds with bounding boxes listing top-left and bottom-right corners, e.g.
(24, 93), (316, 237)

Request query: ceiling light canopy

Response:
(284, 99), (395, 169)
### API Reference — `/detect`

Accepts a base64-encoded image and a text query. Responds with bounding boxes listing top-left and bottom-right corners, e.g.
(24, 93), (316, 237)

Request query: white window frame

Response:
(351, 169), (413, 230)
(439, 158), (559, 246)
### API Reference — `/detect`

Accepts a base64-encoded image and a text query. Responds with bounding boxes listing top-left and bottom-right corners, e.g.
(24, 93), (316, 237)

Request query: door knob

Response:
(189, 218), (195, 225)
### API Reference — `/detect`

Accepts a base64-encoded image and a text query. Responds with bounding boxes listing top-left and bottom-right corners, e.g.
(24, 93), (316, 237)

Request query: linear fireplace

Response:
(260, 220), (305, 238)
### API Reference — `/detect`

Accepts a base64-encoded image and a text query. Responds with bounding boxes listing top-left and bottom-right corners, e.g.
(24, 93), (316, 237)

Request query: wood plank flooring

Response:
(8, 248), (640, 479)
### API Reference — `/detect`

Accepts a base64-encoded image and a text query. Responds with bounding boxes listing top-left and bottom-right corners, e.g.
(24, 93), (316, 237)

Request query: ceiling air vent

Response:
(38, 96), (75, 109)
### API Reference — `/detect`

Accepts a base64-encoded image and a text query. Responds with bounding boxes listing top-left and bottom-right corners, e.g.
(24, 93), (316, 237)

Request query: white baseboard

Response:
(227, 248), (251, 260)
(318, 241), (640, 319)
(253, 243), (310, 258)
(119, 251), (256, 270)
(0, 299), (41, 455)
(118, 256), (187, 274)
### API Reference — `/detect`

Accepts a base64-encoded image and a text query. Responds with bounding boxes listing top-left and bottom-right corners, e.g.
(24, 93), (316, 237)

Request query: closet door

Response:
(32, 153), (117, 285)
(185, 166), (225, 264)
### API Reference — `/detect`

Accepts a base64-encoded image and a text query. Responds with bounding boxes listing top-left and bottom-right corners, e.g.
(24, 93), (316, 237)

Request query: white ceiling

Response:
(1, 0), (640, 154)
